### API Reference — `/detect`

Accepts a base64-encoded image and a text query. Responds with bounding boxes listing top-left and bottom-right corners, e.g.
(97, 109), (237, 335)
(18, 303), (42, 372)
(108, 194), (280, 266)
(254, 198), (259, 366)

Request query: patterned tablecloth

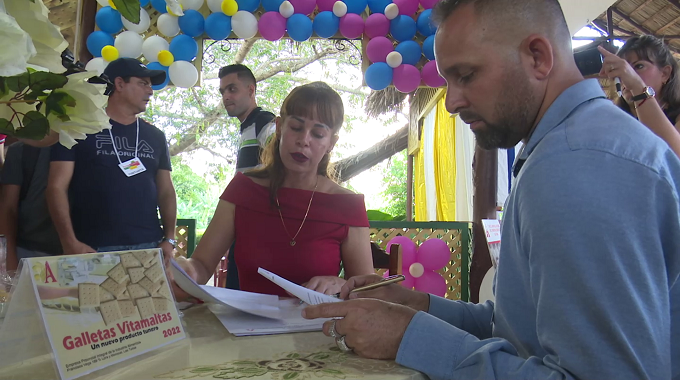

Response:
(0, 305), (425, 380)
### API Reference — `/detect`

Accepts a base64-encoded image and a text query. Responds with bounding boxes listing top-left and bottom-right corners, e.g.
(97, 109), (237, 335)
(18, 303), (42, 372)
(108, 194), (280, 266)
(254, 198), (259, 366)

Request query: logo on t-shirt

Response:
(95, 135), (155, 159)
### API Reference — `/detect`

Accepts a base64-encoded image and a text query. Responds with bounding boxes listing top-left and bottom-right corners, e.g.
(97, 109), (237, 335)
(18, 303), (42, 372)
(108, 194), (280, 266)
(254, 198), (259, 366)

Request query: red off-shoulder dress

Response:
(220, 172), (369, 296)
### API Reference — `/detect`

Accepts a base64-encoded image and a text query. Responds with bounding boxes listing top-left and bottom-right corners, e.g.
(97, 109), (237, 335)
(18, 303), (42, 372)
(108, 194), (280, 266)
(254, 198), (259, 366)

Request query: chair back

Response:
(371, 242), (402, 275)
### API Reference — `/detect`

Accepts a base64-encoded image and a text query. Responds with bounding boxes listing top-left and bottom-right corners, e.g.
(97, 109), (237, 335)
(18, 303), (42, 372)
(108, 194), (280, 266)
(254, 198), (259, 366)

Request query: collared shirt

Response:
(396, 79), (680, 379)
(235, 107), (276, 172)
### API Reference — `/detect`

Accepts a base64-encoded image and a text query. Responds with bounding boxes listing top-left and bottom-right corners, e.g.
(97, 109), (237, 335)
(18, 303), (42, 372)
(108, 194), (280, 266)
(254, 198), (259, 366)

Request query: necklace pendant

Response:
(290, 240), (296, 246)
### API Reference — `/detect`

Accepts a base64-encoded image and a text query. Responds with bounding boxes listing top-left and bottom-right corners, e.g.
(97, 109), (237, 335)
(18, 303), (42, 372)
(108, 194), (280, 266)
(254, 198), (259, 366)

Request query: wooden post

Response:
(406, 154), (414, 221)
(77, 0), (98, 64)
(469, 145), (497, 303)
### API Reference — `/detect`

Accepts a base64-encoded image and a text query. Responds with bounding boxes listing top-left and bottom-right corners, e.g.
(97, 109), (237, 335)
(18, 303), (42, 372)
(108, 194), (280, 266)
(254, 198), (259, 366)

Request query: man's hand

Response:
(340, 274), (430, 312)
(63, 240), (96, 255)
(302, 299), (417, 360)
(159, 240), (175, 268)
(303, 276), (347, 295)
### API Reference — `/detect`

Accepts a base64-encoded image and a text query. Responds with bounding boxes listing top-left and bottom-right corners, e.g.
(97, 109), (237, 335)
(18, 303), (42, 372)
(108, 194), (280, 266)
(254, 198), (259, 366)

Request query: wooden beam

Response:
(630, 0), (655, 16)
(469, 146), (497, 303)
(607, 7), (614, 41)
(406, 154), (414, 221)
(657, 13), (680, 35)
(77, 0), (97, 63)
(611, 8), (653, 35)
(668, 0), (680, 12)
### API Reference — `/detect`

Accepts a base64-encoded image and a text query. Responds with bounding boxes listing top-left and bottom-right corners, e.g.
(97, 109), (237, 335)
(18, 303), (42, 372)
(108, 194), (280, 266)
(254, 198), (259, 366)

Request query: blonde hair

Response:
(246, 82), (345, 204)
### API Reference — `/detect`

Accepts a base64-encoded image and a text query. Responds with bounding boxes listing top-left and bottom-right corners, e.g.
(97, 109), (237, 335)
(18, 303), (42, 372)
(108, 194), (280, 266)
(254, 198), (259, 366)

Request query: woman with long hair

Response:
(599, 36), (680, 157)
(173, 82), (374, 296)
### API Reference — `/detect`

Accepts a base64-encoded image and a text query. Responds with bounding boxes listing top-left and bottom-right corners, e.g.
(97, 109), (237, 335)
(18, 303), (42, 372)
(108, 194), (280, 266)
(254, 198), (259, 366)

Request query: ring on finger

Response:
(336, 335), (353, 352)
(329, 319), (340, 339)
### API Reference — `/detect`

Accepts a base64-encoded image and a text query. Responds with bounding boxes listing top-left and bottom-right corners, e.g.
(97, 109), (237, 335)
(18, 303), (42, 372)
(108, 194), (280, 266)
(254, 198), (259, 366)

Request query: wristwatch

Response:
(631, 86), (655, 102)
(162, 238), (177, 248)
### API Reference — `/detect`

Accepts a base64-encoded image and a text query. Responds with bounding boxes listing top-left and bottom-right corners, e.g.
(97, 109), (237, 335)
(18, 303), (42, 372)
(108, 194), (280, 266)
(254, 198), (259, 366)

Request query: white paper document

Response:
(171, 261), (282, 319)
(257, 268), (342, 305)
(209, 298), (329, 336)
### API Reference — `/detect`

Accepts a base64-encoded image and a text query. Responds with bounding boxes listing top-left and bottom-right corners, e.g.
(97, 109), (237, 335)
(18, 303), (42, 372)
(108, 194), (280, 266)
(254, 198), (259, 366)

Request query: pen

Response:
(332, 275), (406, 298)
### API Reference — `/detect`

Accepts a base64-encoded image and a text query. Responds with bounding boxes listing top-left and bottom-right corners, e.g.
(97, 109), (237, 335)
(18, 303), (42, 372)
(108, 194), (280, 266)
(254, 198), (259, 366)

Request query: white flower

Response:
(45, 72), (111, 148)
(0, 12), (35, 76)
(4, 0), (68, 73)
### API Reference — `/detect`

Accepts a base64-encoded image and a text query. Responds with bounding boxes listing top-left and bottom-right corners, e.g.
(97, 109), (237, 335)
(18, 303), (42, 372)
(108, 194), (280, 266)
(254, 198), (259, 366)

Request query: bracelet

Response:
(635, 98), (649, 109)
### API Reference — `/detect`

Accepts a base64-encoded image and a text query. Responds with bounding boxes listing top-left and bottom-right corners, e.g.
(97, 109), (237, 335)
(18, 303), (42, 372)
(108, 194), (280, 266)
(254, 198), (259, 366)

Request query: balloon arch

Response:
(86, 0), (444, 91)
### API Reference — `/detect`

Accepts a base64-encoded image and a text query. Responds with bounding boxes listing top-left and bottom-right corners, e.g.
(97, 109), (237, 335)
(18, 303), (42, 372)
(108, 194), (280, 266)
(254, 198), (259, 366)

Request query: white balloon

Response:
(180, 0), (204, 10)
(206, 0), (222, 12)
(384, 3), (398, 20)
(279, 1), (294, 18)
(332, 1), (347, 17)
(231, 11), (258, 39)
(85, 57), (108, 75)
(386, 51), (402, 68)
(157, 13), (180, 37)
(114, 31), (144, 58)
(409, 263), (424, 278)
(121, 8), (151, 33)
(169, 61), (199, 88)
(96, 0), (109, 7)
(142, 35), (170, 63)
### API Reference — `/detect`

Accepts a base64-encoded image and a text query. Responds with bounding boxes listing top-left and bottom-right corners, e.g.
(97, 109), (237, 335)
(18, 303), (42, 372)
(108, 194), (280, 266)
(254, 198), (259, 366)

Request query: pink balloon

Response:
(414, 271), (447, 296)
(364, 13), (389, 38)
(366, 36), (393, 63)
(259, 12), (287, 41)
(401, 273), (415, 289)
(339, 13), (364, 39)
(421, 60), (445, 87)
(419, 0), (439, 9)
(386, 235), (417, 266)
(393, 0), (418, 15)
(393, 64), (420, 93)
(316, 0), (334, 11)
(418, 238), (450, 270)
(290, 0), (317, 14)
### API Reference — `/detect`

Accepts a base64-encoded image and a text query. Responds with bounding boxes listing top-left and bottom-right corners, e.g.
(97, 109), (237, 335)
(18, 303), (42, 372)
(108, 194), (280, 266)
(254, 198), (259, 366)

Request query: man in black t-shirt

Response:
(218, 64), (276, 289)
(47, 58), (178, 261)
(218, 64), (275, 172)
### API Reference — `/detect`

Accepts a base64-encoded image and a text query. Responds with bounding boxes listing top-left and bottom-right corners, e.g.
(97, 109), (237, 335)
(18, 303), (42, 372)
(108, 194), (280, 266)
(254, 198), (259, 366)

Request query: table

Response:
(0, 305), (425, 380)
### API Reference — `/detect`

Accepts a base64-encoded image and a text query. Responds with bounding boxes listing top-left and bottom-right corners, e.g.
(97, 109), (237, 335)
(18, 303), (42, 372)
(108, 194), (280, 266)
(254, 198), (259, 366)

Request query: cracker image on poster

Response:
(26, 249), (186, 380)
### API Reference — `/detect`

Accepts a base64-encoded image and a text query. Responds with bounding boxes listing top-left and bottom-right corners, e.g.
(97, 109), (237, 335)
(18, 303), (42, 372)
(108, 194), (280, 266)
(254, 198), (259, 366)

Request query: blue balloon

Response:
(423, 35), (435, 60)
(140, 0), (150, 6)
(395, 40), (421, 65)
(365, 62), (393, 90)
(262, 0), (284, 11)
(151, 0), (168, 13)
(169, 34), (199, 61)
(86, 31), (114, 57)
(313, 11), (339, 38)
(287, 14), (313, 42)
(95, 7), (123, 34)
(178, 9), (205, 37)
(367, 0), (391, 13)
(345, 0), (368, 14)
(147, 62), (169, 90)
(390, 15), (416, 42)
(237, 0), (260, 12)
(417, 9), (436, 36)
(205, 13), (232, 40)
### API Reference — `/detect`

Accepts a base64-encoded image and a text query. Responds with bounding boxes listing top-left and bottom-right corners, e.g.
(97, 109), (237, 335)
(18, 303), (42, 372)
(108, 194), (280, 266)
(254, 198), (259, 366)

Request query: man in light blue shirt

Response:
(303, 0), (680, 378)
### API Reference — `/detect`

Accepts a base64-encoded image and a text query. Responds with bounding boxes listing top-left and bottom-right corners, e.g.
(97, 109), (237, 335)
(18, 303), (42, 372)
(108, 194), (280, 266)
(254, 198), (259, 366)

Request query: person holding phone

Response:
(598, 36), (680, 157)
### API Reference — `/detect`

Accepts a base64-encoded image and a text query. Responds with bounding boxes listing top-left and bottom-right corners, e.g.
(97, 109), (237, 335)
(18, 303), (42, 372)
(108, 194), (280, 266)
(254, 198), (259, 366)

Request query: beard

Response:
(463, 68), (536, 150)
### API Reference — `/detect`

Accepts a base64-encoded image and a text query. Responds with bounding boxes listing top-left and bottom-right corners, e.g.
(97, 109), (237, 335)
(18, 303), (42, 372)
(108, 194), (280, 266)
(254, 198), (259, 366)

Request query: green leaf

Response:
(283, 373), (299, 380)
(44, 91), (76, 118)
(18, 111), (50, 140)
(322, 369), (344, 374)
(0, 78), (7, 98)
(286, 353), (300, 359)
(367, 210), (394, 221)
(28, 71), (68, 92)
(0, 118), (12, 134)
(5, 71), (31, 93)
(112, 0), (140, 24)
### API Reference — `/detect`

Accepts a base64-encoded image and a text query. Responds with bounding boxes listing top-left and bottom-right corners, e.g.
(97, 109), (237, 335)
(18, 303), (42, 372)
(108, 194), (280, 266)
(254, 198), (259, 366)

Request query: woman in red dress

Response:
(175, 82), (374, 297)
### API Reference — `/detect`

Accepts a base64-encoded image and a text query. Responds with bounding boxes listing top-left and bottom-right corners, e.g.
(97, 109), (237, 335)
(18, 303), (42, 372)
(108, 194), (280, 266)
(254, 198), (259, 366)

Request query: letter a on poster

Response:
(0, 249), (186, 380)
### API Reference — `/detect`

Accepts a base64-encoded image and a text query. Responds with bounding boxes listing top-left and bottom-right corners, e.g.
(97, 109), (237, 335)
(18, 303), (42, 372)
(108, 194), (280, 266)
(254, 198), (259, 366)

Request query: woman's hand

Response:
(598, 46), (647, 99)
(167, 256), (199, 303)
(303, 276), (347, 295)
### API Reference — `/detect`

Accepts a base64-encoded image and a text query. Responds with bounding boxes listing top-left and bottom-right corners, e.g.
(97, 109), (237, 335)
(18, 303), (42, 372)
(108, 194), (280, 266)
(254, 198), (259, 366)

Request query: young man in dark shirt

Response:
(47, 58), (178, 261)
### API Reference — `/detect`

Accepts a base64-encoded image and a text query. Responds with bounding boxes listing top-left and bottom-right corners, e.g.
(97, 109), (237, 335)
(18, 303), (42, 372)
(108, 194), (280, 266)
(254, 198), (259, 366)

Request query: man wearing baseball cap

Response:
(47, 58), (178, 262)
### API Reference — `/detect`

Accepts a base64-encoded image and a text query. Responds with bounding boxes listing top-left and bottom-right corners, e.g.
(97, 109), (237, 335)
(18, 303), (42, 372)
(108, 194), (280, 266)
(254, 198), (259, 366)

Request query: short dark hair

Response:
(432, 0), (571, 48)
(218, 64), (256, 88)
(107, 76), (131, 96)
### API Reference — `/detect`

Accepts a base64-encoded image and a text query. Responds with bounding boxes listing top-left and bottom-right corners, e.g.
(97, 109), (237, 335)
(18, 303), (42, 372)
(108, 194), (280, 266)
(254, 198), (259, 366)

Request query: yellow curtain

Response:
(434, 98), (457, 221)
(414, 132), (427, 221)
